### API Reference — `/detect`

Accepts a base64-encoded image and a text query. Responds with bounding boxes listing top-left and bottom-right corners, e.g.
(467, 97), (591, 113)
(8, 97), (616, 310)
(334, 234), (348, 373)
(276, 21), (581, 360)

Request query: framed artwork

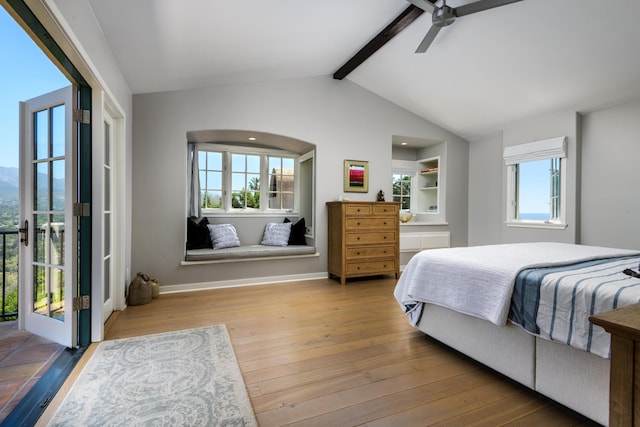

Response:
(343, 160), (368, 193)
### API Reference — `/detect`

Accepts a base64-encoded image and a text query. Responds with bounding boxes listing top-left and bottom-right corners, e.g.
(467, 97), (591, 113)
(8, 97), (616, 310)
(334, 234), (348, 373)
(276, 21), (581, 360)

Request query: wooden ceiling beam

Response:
(333, 4), (429, 80)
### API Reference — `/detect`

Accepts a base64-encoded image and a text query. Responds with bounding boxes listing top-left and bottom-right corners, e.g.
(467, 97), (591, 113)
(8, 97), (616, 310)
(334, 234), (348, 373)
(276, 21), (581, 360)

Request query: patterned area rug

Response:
(47, 325), (257, 426)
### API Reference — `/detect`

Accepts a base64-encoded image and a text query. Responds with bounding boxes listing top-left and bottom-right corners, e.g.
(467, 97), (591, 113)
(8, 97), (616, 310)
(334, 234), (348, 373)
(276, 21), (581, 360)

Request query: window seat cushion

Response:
(185, 244), (316, 262)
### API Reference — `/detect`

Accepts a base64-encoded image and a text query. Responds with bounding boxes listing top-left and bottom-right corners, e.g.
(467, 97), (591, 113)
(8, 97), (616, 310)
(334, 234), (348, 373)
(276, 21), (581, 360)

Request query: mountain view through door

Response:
(0, 6), (70, 319)
(0, 5), (74, 422)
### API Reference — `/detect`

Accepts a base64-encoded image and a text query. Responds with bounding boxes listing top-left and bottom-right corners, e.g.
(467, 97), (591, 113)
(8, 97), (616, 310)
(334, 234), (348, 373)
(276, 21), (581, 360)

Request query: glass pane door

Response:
(102, 116), (113, 319)
(19, 86), (76, 347)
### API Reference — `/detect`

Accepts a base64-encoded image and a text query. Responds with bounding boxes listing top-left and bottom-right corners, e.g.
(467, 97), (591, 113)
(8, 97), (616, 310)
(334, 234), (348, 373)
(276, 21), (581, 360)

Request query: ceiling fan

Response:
(408, 0), (523, 53)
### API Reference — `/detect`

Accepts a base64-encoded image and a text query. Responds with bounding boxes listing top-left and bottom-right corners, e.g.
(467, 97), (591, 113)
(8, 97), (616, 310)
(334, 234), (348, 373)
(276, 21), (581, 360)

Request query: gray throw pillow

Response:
(207, 224), (241, 249)
(261, 222), (292, 246)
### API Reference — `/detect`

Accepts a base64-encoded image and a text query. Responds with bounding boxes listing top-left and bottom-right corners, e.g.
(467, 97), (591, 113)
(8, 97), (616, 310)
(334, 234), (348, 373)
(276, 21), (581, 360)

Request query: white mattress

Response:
(418, 303), (535, 388)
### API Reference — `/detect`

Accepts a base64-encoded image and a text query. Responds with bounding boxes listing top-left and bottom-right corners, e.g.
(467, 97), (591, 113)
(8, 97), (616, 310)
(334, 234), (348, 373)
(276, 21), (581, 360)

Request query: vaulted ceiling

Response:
(87, 0), (640, 141)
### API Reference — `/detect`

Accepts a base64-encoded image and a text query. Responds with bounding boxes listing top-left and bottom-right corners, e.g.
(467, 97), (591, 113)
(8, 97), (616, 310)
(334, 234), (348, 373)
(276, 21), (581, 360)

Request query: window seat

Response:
(185, 215), (315, 264)
(185, 244), (316, 262)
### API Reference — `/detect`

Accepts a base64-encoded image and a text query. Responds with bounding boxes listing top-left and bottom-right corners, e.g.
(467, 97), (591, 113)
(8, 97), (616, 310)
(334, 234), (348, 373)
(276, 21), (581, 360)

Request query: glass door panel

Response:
(19, 86), (75, 347)
(102, 117), (114, 318)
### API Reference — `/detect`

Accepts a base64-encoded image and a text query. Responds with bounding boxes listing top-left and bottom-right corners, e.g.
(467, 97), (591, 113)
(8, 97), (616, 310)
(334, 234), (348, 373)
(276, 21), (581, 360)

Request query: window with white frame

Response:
(231, 153), (261, 209)
(504, 137), (567, 227)
(392, 159), (417, 211)
(392, 173), (412, 210)
(267, 156), (295, 210)
(199, 151), (223, 208)
(198, 145), (298, 213)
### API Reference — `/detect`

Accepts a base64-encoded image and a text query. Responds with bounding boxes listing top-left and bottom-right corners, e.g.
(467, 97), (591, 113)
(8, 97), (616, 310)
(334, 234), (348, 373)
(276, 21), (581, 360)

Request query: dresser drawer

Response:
(346, 217), (395, 230)
(346, 245), (396, 260)
(345, 204), (372, 216)
(345, 232), (396, 245)
(346, 260), (397, 275)
(372, 204), (398, 216)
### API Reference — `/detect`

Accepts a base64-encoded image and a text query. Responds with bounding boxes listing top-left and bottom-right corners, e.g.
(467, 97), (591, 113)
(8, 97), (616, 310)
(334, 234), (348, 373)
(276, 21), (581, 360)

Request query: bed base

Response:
(418, 303), (609, 426)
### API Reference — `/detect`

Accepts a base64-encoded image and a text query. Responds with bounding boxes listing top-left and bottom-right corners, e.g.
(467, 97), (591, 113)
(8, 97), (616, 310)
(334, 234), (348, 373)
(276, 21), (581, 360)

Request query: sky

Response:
(0, 7), (70, 168)
(518, 159), (551, 216)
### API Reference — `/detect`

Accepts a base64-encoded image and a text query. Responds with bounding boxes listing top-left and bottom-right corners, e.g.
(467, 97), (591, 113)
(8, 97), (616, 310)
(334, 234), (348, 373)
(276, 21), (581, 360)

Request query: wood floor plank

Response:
(235, 322), (414, 362)
(251, 349), (445, 411)
(502, 403), (601, 427)
(58, 277), (600, 427)
(252, 339), (456, 402)
(253, 346), (479, 414)
(428, 389), (552, 426)
(258, 364), (488, 426)
(361, 379), (522, 427)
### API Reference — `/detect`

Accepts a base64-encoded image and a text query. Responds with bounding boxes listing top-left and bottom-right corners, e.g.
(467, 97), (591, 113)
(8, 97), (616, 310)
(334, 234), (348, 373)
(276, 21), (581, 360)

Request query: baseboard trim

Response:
(160, 272), (329, 294)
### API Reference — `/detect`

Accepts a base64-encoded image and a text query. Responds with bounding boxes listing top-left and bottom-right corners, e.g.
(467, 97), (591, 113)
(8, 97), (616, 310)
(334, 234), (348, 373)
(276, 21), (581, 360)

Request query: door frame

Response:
(77, 85), (92, 347)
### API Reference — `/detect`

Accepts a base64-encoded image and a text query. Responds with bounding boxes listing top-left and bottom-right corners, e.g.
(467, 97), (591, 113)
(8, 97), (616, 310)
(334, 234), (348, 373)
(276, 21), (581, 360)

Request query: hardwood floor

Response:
(47, 277), (601, 426)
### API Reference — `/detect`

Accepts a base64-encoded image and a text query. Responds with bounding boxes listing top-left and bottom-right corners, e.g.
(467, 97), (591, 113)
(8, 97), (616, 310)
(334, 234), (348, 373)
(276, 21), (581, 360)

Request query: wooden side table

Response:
(590, 303), (640, 427)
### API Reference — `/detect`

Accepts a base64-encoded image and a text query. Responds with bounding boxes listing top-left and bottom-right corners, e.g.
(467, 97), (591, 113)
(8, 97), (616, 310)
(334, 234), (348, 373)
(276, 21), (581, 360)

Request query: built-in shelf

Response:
(417, 156), (439, 214)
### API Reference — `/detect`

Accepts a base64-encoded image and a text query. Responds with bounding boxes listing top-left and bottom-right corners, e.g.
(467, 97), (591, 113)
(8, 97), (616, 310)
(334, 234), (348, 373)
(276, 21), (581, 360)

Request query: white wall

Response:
(132, 76), (469, 289)
(441, 135), (469, 246)
(43, 0), (134, 336)
(468, 132), (503, 246)
(469, 100), (640, 250)
(580, 99), (640, 250)
(47, 0), (131, 109)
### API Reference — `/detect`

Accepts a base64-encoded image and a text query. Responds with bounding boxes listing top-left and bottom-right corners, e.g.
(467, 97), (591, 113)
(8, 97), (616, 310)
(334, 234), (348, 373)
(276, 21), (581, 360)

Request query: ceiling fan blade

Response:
(415, 25), (442, 53)
(406, 0), (436, 14)
(455, 0), (523, 17)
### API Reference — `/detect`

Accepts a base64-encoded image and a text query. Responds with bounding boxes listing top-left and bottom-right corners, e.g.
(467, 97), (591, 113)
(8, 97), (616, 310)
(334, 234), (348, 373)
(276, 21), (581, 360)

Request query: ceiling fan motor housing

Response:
(433, 5), (456, 27)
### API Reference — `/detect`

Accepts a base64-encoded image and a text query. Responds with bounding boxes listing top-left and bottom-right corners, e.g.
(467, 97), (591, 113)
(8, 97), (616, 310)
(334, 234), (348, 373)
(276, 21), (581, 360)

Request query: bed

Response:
(394, 242), (640, 426)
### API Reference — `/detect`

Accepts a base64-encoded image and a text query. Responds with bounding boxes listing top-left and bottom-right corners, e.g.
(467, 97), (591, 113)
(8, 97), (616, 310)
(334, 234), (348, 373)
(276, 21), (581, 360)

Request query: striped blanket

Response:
(509, 255), (640, 358)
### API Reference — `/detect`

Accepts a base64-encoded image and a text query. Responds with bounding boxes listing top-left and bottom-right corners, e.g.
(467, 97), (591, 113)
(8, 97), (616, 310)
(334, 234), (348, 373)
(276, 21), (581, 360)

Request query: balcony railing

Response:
(0, 230), (19, 320)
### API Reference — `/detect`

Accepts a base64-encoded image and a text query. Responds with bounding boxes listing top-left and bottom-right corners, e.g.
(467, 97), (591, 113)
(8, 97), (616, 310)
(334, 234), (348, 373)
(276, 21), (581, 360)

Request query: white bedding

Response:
(394, 242), (639, 326)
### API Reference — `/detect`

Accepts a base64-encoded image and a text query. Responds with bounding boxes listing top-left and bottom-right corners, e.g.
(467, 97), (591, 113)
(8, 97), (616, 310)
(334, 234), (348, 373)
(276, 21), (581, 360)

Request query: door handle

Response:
(18, 220), (28, 246)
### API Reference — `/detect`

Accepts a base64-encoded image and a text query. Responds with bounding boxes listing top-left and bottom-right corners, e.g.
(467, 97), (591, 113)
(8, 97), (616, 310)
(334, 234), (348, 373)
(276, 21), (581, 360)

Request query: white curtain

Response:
(503, 136), (567, 165)
(188, 143), (201, 217)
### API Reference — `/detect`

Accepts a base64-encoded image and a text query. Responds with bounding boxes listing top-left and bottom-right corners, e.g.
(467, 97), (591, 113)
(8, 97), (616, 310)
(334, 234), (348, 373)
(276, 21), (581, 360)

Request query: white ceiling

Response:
(87, 0), (640, 141)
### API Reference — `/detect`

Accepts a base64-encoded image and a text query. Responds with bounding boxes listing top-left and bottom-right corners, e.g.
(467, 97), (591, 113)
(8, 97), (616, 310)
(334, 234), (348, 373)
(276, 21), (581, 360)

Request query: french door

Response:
(19, 86), (77, 348)
(102, 112), (114, 321)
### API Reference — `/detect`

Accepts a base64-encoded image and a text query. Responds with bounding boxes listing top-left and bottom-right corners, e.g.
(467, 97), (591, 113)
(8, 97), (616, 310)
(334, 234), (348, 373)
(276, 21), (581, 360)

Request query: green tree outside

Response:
(232, 177), (260, 209)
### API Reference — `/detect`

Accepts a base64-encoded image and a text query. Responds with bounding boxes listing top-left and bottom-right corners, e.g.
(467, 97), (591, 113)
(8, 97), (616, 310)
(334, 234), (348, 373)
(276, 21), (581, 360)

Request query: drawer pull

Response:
(357, 266), (361, 270)
(357, 221), (361, 226)
(357, 208), (361, 212)
(383, 221), (387, 225)
(357, 236), (361, 240)
(356, 251), (361, 255)
(383, 236), (387, 239)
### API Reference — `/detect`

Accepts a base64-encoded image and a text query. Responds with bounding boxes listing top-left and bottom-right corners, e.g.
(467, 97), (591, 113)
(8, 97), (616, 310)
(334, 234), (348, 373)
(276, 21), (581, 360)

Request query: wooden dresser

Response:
(590, 303), (640, 427)
(327, 201), (399, 285)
